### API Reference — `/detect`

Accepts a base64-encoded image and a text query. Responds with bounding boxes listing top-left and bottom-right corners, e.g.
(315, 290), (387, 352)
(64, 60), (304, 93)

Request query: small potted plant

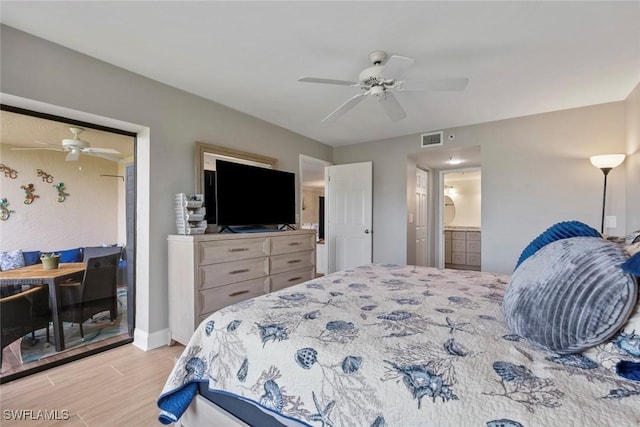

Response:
(40, 252), (61, 270)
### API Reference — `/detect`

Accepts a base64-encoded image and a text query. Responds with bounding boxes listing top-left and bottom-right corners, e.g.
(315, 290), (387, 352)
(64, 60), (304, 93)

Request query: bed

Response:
(158, 254), (640, 426)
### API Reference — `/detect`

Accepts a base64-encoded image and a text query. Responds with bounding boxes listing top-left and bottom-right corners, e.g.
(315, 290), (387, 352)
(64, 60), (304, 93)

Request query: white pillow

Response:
(0, 249), (25, 271)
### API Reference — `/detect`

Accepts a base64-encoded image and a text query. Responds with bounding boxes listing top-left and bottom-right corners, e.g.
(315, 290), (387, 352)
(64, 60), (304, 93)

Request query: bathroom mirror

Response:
(444, 195), (456, 225)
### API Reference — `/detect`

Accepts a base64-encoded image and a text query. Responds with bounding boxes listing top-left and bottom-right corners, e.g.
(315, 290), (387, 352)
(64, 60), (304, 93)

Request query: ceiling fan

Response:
(11, 127), (123, 162)
(298, 50), (469, 122)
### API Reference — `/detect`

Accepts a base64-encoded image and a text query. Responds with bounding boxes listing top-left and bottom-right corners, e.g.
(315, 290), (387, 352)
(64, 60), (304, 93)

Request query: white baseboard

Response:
(133, 327), (171, 351)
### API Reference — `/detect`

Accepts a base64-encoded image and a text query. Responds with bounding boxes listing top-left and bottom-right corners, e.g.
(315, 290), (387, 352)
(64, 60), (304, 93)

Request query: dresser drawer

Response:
(466, 240), (481, 253)
(199, 237), (268, 265)
(466, 253), (481, 266)
(199, 277), (267, 320)
(270, 266), (315, 292)
(200, 257), (268, 289)
(452, 240), (466, 252)
(466, 231), (481, 241)
(451, 252), (466, 265)
(270, 233), (316, 255)
(451, 231), (466, 240)
(270, 250), (315, 275)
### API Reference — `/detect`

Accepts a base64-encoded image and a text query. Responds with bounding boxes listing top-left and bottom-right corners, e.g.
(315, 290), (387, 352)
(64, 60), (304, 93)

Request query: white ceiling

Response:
(1, 110), (135, 159)
(1, 1), (639, 149)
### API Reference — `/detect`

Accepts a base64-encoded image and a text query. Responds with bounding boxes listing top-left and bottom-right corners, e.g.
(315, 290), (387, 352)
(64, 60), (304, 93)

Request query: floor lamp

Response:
(590, 154), (625, 233)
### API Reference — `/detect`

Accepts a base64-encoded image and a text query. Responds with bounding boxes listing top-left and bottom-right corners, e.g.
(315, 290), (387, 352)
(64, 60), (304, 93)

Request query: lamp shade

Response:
(590, 154), (625, 169)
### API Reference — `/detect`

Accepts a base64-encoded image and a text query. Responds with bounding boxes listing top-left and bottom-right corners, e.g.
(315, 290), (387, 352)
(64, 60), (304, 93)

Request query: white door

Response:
(416, 168), (429, 266)
(325, 162), (373, 273)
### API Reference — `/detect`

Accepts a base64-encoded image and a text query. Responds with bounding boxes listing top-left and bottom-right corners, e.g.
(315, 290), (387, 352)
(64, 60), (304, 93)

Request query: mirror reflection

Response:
(444, 195), (456, 225)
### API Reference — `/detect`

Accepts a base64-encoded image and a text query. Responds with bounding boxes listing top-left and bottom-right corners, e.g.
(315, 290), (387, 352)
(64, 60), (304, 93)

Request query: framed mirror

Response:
(194, 142), (278, 230)
(194, 142), (278, 193)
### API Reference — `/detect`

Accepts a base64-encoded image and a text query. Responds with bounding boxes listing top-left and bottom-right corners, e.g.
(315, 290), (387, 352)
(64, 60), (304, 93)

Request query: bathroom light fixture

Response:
(446, 157), (462, 165)
(590, 154), (625, 233)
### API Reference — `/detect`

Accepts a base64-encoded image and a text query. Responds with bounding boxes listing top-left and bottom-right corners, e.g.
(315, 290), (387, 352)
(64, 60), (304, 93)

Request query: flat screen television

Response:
(214, 160), (296, 228)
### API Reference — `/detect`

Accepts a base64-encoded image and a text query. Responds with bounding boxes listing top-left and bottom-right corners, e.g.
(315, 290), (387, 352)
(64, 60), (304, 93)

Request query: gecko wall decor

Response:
(0, 164), (18, 179)
(0, 198), (14, 221)
(20, 183), (39, 204)
(37, 169), (54, 183)
(53, 182), (70, 202)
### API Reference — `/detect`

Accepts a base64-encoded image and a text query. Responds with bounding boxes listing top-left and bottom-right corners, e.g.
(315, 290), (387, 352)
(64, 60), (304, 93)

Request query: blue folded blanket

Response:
(157, 381), (199, 424)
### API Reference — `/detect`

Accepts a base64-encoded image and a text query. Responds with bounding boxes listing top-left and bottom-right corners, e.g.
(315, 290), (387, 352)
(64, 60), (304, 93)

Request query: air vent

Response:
(421, 131), (443, 148)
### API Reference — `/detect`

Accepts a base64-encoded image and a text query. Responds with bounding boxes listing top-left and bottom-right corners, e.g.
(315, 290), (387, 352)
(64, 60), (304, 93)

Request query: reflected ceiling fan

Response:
(12, 127), (123, 162)
(298, 50), (468, 122)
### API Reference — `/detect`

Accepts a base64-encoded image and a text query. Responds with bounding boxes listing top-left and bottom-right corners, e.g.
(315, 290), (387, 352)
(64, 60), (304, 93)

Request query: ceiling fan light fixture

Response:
(370, 86), (385, 96)
(62, 138), (89, 150)
(299, 50), (469, 122)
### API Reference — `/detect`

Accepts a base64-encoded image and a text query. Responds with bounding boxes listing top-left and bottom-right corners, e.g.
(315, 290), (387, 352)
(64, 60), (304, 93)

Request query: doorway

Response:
(415, 168), (429, 267)
(299, 155), (332, 276)
(0, 106), (136, 382)
(440, 168), (482, 271)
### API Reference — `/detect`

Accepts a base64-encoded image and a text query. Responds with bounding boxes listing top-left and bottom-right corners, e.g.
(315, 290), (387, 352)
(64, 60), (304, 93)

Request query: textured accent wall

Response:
(0, 143), (119, 252)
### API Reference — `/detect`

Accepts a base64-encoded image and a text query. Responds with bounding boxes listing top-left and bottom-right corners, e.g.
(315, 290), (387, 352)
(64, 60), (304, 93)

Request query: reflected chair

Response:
(1, 285), (51, 366)
(59, 253), (120, 339)
(84, 246), (125, 286)
(82, 245), (123, 263)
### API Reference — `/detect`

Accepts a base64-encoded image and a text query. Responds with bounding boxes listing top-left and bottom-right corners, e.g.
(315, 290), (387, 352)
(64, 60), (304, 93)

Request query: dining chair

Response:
(1, 285), (51, 366)
(59, 253), (120, 339)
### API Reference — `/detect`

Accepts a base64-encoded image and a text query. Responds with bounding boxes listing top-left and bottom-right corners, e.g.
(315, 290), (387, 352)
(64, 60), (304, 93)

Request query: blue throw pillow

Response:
(23, 250), (42, 266)
(504, 237), (638, 354)
(515, 220), (601, 269)
(58, 247), (83, 263)
(622, 252), (640, 275)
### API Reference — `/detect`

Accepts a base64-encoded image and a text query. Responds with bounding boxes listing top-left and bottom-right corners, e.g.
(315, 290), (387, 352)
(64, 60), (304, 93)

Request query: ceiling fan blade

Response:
(398, 78), (469, 92)
(378, 91), (406, 121)
(322, 92), (368, 123)
(298, 77), (359, 87)
(34, 140), (57, 147)
(379, 55), (414, 80)
(84, 147), (122, 155)
(10, 147), (64, 152)
(65, 149), (80, 161)
(87, 152), (123, 162)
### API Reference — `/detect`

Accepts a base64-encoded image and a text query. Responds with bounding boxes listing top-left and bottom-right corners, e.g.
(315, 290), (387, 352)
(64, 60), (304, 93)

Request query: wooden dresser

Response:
(167, 229), (316, 345)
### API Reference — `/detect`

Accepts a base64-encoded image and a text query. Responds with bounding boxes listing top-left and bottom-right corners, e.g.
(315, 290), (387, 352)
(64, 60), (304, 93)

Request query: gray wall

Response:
(626, 83), (640, 234)
(335, 101), (630, 274)
(1, 25), (332, 344)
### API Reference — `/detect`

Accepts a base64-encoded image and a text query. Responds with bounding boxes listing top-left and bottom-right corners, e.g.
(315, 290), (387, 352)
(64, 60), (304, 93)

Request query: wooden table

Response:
(0, 262), (85, 352)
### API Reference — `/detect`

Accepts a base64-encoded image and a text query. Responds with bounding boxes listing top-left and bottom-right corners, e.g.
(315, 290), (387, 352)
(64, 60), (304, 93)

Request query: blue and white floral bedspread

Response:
(158, 264), (640, 426)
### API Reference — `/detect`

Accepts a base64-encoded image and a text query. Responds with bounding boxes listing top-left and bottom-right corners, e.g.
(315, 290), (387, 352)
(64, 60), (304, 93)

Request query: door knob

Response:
(364, 229), (370, 234)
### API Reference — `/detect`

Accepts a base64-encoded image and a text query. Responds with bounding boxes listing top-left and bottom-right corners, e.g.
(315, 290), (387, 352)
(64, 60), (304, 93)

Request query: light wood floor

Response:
(0, 343), (185, 426)
(1, 334), (132, 379)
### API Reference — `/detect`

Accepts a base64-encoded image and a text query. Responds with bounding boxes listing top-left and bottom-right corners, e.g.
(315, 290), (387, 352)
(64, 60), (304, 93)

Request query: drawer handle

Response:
(288, 276), (302, 282)
(229, 248), (249, 252)
(288, 242), (302, 246)
(229, 290), (250, 297)
(229, 268), (250, 275)
(287, 259), (302, 264)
